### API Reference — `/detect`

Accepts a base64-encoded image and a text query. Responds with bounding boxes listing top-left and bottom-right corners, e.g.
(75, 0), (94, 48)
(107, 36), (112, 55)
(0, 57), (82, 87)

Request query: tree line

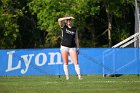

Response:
(0, 0), (135, 49)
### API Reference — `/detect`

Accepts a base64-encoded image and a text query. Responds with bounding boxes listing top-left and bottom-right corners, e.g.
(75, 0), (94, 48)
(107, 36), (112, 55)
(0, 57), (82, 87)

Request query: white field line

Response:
(44, 80), (140, 84)
(0, 80), (140, 85)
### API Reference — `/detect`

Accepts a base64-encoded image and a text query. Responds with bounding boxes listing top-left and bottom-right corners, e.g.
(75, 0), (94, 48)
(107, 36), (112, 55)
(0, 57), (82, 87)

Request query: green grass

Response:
(0, 75), (140, 93)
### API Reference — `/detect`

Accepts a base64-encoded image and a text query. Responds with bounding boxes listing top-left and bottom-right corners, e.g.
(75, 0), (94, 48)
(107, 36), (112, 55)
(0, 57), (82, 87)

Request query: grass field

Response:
(0, 75), (140, 93)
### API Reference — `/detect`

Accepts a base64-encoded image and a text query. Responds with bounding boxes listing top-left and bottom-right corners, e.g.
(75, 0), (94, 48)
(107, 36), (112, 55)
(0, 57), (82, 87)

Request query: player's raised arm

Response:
(58, 17), (74, 28)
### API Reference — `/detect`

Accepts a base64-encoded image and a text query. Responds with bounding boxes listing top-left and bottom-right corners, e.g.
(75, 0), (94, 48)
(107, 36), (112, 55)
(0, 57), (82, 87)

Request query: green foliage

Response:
(28, 0), (101, 47)
(0, 0), (136, 48)
(0, 0), (20, 48)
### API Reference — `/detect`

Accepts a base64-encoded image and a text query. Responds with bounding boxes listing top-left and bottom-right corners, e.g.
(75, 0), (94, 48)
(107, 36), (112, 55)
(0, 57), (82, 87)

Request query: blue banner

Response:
(0, 48), (140, 76)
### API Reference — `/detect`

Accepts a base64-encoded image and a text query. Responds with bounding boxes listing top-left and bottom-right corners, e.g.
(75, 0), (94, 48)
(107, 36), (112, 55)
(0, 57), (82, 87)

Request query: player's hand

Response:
(77, 49), (79, 55)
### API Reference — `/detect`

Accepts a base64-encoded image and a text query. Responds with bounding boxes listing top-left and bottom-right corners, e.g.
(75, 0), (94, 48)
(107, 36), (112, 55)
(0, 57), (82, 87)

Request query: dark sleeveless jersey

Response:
(61, 25), (76, 47)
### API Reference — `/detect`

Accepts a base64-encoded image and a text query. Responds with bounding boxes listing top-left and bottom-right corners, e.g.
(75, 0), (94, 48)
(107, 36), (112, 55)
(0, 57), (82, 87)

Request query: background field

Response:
(0, 75), (140, 93)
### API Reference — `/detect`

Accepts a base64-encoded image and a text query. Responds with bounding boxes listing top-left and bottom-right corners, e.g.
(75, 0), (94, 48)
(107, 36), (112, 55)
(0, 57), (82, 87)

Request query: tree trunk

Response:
(103, 0), (112, 47)
(107, 15), (112, 47)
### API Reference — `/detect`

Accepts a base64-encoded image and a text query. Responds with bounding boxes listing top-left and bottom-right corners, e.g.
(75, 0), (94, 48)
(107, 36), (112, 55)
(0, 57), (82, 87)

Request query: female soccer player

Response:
(58, 16), (82, 80)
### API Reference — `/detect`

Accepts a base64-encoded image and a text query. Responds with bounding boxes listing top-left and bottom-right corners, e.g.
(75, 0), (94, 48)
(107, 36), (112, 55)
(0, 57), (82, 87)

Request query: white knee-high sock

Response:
(74, 64), (81, 78)
(63, 64), (69, 76)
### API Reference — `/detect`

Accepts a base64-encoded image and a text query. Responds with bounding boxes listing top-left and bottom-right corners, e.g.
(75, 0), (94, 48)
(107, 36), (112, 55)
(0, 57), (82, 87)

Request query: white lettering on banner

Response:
(20, 54), (34, 74)
(48, 52), (62, 65)
(5, 50), (73, 74)
(35, 53), (47, 66)
(6, 51), (21, 72)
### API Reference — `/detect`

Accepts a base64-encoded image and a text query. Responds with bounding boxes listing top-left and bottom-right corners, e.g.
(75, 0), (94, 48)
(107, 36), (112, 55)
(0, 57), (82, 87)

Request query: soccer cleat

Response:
(66, 78), (69, 80)
(66, 76), (69, 80)
(78, 76), (83, 80)
(78, 77), (83, 80)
